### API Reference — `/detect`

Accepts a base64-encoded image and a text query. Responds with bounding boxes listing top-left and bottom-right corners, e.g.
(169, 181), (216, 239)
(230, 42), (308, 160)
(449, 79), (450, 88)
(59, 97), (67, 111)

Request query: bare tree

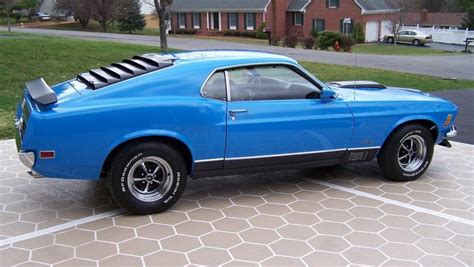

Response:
(385, 0), (422, 46)
(151, 0), (173, 51)
(0, 0), (17, 32)
(92, 0), (119, 32)
(55, 0), (94, 28)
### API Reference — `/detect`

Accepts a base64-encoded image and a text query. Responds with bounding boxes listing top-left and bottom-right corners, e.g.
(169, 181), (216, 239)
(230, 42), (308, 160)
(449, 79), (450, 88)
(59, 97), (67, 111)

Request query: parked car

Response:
(15, 51), (457, 214)
(383, 30), (433, 46)
(33, 13), (51, 21)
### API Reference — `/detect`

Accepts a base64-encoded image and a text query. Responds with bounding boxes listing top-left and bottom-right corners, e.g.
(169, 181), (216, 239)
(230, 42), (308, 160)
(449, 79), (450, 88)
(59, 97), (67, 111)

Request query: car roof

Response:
(168, 50), (298, 67)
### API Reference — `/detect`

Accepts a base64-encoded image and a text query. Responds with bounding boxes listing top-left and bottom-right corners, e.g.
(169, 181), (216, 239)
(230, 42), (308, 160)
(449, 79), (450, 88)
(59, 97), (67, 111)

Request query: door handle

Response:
(229, 109), (248, 120)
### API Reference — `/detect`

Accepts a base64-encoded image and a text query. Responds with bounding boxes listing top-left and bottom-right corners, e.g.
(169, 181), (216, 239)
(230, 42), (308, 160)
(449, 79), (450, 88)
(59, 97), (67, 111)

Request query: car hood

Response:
(331, 86), (449, 103)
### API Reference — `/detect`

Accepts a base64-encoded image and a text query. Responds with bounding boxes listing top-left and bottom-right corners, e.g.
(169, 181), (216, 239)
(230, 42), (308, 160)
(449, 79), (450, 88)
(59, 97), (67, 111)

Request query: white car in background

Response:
(33, 13), (51, 21)
(383, 30), (433, 46)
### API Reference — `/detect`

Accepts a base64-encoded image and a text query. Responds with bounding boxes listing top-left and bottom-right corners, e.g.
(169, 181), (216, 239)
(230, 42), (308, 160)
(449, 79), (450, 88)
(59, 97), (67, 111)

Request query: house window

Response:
(293, 13), (304, 26)
(192, 13), (201, 29)
(327, 0), (339, 8)
(178, 13), (186, 29)
(229, 13), (238, 30)
(340, 18), (353, 35)
(245, 13), (256, 30)
(313, 19), (325, 32)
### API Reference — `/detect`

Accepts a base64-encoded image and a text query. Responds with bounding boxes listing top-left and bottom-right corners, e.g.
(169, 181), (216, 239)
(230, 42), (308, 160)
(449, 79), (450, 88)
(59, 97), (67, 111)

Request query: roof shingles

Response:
(169, 0), (271, 13)
(287, 0), (311, 12)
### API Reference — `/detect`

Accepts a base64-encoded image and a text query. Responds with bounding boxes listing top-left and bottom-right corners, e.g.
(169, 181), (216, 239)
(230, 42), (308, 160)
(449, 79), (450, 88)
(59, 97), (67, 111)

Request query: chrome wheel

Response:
(127, 156), (174, 202)
(398, 135), (427, 172)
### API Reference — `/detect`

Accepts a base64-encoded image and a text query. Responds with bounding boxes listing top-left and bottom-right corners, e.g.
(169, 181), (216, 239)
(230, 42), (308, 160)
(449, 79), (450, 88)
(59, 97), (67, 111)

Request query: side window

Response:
(202, 72), (227, 101)
(227, 65), (320, 101)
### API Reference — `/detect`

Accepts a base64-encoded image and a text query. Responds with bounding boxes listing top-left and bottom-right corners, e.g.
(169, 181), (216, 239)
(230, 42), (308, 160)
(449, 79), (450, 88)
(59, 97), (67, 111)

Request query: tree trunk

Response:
(6, 8), (11, 33)
(79, 18), (89, 28)
(159, 8), (167, 51)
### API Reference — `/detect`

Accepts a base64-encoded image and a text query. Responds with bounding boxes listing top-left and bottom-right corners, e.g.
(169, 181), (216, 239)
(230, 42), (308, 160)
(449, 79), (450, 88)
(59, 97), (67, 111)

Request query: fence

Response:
(402, 25), (474, 46)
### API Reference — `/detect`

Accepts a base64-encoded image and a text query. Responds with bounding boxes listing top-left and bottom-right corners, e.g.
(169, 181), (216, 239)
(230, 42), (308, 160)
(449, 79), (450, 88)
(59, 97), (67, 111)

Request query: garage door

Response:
(365, 21), (379, 42)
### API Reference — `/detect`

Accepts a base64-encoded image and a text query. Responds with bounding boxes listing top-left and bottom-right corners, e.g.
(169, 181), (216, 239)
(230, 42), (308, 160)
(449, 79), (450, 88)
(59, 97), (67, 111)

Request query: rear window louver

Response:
(77, 53), (175, 90)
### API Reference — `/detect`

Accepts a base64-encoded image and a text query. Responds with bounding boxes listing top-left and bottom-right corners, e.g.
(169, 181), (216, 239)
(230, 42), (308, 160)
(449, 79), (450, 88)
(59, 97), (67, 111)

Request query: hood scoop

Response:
(77, 53), (175, 90)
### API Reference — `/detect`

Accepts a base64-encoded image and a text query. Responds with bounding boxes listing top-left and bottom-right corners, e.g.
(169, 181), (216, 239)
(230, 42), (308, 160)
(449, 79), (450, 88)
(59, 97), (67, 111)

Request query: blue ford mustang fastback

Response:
(15, 51), (458, 214)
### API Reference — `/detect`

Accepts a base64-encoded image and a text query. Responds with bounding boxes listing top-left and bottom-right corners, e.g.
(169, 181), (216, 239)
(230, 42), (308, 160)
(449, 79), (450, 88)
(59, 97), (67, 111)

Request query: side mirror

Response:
(321, 88), (336, 102)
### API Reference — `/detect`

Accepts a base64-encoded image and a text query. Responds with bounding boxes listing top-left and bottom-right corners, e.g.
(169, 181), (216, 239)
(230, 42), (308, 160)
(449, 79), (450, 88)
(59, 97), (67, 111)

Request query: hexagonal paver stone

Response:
(249, 215), (286, 229)
(230, 243), (273, 262)
(144, 251), (189, 266)
(0, 248), (30, 266)
(455, 250), (474, 266)
(175, 221), (213, 236)
(277, 225), (316, 240)
(54, 258), (96, 267)
(231, 195), (265, 206)
(151, 210), (188, 225)
(419, 255), (464, 266)
(450, 235), (474, 251)
(380, 228), (421, 244)
(55, 229), (95, 247)
(262, 256), (305, 267)
(239, 185), (271, 196)
(119, 238), (160, 256)
(288, 201), (323, 213)
(201, 231), (242, 248)
(187, 208), (224, 222)
(20, 209), (57, 223)
(415, 239), (460, 256)
(381, 259), (421, 267)
(269, 183), (301, 194)
(312, 221), (352, 236)
(76, 241), (117, 260)
(212, 218), (251, 232)
(257, 203), (292, 216)
(97, 226), (135, 242)
(262, 193), (297, 204)
(114, 215), (152, 228)
(380, 215), (417, 229)
(347, 218), (386, 232)
(270, 239), (312, 257)
(309, 235), (351, 253)
(380, 243), (424, 261)
(188, 247), (232, 265)
(320, 198), (354, 210)
(13, 235), (54, 250)
(343, 247), (388, 265)
(222, 206), (258, 219)
(199, 197), (233, 209)
(345, 232), (386, 248)
(412, 225), (454, 240)
(137, 223), (175, 240)
(0, 222), (35, 237)
(99, 254), (142, 266)
(293, 191), (327, 202)
(283, 212), (320, 226)
(303, 251), (349, 266)
(240, 228), (279, 244)
(169, 199), (199, 212)
(379, 204), (414, 216)
(317, 210), (353, 222)
(31, 245), (74, 264)
(77, 218), (114, 231)
(348, 206), (385, 219)
(58, 207), (93, 220)
(160, 235), (201, 252)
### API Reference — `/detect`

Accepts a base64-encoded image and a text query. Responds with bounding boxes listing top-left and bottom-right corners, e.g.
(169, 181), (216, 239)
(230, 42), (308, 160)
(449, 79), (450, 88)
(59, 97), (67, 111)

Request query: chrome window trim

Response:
(224, 70), (231, 102)
(199, 62), (327, 103)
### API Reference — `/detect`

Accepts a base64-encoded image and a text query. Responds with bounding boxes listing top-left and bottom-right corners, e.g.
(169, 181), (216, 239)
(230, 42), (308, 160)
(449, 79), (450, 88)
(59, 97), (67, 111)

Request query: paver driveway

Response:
(0, 139), (473, 266)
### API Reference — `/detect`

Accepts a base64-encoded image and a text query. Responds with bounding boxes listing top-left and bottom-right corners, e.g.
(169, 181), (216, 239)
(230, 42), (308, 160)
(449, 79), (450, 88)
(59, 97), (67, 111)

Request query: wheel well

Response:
(101, 136), (193, 178)
(382, 120), (438, 148)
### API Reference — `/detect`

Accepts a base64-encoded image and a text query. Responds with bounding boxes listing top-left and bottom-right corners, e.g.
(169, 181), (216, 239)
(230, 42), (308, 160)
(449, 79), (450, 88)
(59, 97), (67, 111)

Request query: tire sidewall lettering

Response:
(120, 153), (143, 193)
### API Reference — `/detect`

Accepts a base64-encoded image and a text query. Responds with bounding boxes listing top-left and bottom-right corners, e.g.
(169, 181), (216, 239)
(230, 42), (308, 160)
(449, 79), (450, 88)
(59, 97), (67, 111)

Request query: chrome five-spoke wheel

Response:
(397, 135), (427, 172)
(127, 156), (174, 202)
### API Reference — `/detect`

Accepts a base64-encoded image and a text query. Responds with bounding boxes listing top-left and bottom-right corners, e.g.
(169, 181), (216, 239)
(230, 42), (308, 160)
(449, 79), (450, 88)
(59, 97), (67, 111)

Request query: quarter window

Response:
(227, 65), (320, 101)
(202, 72), (227, 101)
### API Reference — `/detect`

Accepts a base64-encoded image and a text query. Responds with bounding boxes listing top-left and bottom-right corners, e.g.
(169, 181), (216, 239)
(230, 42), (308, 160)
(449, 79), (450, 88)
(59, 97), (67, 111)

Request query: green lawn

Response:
(352, 43), (453, 55)
(0, 33), (473, 139)
(39, 21), (161, 36)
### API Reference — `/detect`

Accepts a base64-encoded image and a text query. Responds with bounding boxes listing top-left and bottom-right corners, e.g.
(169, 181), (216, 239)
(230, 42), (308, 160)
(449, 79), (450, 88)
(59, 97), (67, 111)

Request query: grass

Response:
(38, 21), (161, 36)
(1, 33), (473, 139)
(351, 43), (453, 55)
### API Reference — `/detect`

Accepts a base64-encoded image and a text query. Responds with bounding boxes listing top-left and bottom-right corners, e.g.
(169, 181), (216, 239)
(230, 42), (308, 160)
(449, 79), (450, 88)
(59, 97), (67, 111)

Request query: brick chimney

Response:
(420, 9), (428, 24)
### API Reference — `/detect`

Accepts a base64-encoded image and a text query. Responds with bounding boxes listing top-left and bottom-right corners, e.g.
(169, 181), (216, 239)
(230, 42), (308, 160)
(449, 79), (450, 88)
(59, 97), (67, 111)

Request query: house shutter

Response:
(322, 19), (325, 31)
(184, 13), (187, 29)
(302, 14), (304, 26)
(236, 13), (239, 29)
(293, 13), (296, 26)
(340, 19), (343, 33)
(253, 13), (257, 29)
(244, 13), (247, 29)
(349, 19), (354, 34)
(228, 13), (231, 29)
(326, 0), (329, 8)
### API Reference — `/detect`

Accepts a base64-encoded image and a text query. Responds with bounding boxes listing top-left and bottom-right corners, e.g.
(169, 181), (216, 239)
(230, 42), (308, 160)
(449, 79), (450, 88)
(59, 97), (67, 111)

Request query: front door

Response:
(224, 65), (353, 169)
(209, 12), (220, 30)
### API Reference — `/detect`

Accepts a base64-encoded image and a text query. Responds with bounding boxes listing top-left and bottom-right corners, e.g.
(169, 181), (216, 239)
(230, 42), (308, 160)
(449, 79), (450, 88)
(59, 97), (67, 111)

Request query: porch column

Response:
(219, 12), (222, 31)
(206, 12), (209, 30)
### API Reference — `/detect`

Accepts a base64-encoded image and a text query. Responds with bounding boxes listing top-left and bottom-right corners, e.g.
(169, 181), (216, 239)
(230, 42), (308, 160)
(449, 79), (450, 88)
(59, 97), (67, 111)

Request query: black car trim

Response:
(77, 54), (175, 90)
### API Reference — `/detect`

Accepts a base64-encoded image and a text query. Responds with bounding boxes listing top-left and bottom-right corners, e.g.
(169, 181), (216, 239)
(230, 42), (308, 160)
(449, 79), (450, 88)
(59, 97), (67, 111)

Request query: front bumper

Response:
(446, 125), (458, 138)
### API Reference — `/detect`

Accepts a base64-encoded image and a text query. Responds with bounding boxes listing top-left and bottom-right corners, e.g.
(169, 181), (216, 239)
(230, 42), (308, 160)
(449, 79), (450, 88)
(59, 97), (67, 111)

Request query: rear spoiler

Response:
(25, 78), (57, 105)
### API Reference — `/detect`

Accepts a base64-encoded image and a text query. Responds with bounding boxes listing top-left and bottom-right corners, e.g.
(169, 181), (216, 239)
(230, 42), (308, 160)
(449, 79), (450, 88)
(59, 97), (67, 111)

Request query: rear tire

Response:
(387, 37), (394, 44)
(377, 124), (434, 182)
(108, 142), (187, 214)
(413, 39), (421, 46)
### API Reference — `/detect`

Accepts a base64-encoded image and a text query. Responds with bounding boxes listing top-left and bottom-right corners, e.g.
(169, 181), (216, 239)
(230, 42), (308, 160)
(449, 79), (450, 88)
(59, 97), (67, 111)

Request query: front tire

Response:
(108, 142), (187, 214)
(377, 124), (434, 182)
(413, 39), (421, 46)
